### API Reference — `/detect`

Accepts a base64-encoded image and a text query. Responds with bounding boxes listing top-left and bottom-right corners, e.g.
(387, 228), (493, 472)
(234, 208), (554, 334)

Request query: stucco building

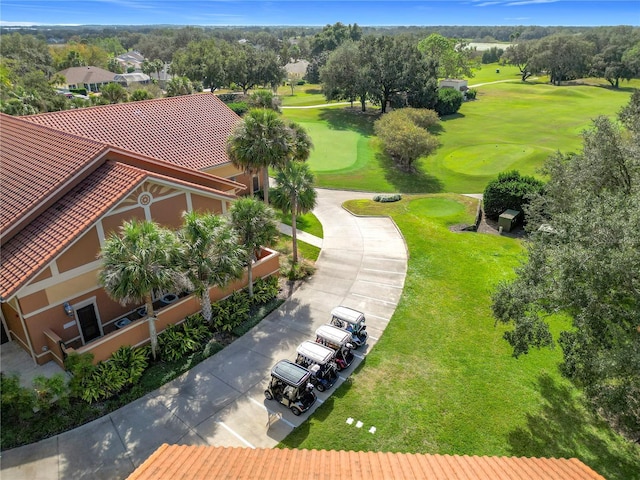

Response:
(0, 94), (276, 367)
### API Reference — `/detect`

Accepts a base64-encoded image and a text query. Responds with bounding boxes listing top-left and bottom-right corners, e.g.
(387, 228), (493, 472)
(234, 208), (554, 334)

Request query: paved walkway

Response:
(0, 189), (408, 480)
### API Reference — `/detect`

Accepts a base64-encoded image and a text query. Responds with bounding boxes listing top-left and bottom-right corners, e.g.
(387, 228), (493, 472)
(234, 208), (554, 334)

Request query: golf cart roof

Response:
(331, 306), (365, 324)
(297, 341), (335, 365)
(316, 324), (352, 346)
(271, 360), (311, 387)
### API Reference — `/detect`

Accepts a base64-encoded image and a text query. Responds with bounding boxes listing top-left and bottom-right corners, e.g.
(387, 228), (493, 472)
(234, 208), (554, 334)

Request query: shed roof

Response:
(128, 445), (605, 480)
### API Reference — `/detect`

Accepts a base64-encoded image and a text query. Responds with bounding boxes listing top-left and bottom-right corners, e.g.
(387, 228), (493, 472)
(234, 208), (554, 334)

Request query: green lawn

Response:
(278, 211), (324, 238)
(282, 82), (634, 194)
(279, 194), (640, 480)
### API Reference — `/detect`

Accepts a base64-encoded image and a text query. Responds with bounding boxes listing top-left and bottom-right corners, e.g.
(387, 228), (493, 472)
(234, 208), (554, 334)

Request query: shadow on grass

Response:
(507, 374), (640, 480)
(318, 108), (377, 136)
(379, 153), (444, 194)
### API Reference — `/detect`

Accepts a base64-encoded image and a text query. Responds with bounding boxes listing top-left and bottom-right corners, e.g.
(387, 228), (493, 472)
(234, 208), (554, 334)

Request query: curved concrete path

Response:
(0, 189), (408, 480)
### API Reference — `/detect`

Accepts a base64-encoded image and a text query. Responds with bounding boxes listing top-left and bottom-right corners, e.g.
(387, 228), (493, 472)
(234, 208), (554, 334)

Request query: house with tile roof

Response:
(0, 112), (279, 367)
(128, 444), (606, 480)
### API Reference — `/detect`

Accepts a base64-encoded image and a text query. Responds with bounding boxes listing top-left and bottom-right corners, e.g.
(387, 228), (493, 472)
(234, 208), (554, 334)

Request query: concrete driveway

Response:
(0, 189), (408, 480)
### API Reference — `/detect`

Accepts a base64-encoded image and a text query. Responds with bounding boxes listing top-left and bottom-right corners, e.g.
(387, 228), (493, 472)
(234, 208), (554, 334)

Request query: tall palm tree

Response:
(229, 197), (279, 297)
(179, 211), (246, 324)
(271, 161), (317, 265)
(286, 121), (314, 162)
(98, 219), (189, 360)
(226, 108), (289, 205)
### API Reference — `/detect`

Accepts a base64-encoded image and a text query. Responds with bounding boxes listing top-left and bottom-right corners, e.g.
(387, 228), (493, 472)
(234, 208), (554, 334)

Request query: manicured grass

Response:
(279, 194), (640, 480)
(278, 211), (324, 239)
(283, 82), (634, 194)
(275, 235), (320, 262)
(279, 84), (335, 106)
(465, 63), (522, 85)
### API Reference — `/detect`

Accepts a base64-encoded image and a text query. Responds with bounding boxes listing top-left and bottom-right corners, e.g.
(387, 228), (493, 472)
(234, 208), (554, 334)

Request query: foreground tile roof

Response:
(128, 445), (605, 480)
(0, 113), (108, 242)
(0, 161), (145, 300)
(25, 94), (242, 172)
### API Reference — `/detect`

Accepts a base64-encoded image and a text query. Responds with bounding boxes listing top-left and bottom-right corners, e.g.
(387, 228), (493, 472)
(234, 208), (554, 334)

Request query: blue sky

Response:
(1, 1), (638, 27)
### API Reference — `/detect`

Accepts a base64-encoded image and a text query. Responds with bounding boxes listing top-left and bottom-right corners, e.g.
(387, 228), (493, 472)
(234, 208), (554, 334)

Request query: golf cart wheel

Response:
(264, 390), (273, 400)
(290, 406), (302, 416)
(316, 383), (326, 392)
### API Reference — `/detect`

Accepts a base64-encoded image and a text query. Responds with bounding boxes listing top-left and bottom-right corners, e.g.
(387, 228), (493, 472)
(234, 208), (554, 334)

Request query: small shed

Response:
(439, 79), (468, 92)
(498, 209), (521, 233)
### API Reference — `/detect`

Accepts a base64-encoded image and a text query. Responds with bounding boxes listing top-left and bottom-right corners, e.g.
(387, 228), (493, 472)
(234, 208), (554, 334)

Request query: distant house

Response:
(114, 72), (151, 86)
(57, 66), (116, 92)
(439, 79), (468, 92)
(116, 51), (145, 72)
(0, 95), (278, 367)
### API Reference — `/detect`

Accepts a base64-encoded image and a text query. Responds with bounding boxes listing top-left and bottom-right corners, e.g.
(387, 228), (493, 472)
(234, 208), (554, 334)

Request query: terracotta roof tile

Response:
(0, 161), (145, 300)
(127, 445), (606, 480)
(25, 94), (242, 172)
(0, 113), (108, 241)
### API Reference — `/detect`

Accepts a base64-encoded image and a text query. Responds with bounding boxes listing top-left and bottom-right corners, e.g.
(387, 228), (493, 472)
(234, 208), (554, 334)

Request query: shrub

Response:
(33, 374), (69, 411)
(373, 194), (402, 203)
(227, 101), (248, 115)
(217, 93), (244, 103)
(110, 346), (149, 385)
(483, 170), (546, 220)
(248, 90), (280, 111)
(1, 373), (35, 422)
(252, 276), (279, 304)
(211, 290), (251, 333)
(435, 88), (463, 116)
(466, 89), (477, 100)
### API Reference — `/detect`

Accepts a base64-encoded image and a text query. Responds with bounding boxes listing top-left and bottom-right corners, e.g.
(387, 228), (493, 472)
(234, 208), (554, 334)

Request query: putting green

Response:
(443, 144), (541, 176)
(300, 122), (360, 171)
(407, 197), (465, 217)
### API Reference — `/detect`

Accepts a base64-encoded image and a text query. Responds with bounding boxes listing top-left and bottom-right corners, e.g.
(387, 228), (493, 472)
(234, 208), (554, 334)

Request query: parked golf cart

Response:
(264, 360), (316, 416)
(330, 306), (368, 349)
(295, 341), (339, 392)
(315, 324), (355, 371)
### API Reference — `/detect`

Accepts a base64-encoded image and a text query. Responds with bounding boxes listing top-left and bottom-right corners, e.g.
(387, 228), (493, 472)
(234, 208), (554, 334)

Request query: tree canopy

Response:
(492, 91), (640, 439)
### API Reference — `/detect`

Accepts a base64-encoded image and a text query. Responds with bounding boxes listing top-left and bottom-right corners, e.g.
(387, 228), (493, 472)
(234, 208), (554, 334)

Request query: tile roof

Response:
(128, 445), (605, 480)
(56, 66), (116, 85)
(0, 161), (145, 300)
(0, 113), (108, 243)
(25, 94), (242, 172)
(0, 157), (238, 301)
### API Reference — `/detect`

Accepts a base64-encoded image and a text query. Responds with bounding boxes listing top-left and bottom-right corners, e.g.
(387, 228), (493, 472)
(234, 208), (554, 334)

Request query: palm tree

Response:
(271, 161), (317, 265)
(286, 121), (314, 162)
(179, 211), (246, 324)
(100, 82), (128, 104)
(98, 219), (190, 360)
(229, 197), (279, 297)
(226, 108), (289, 205)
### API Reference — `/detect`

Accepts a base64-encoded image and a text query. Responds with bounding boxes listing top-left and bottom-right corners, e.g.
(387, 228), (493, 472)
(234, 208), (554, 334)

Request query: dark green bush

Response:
(110, 345), (149, 385)
(1, 373), (35, 422)
(435, 88), (463, 116)
(159, 315), (210, 362)
(252, 276), (279, 304)
(466, 89), (477, 100)
(483, 170), (545, 220)
(227, 102), (248, 115)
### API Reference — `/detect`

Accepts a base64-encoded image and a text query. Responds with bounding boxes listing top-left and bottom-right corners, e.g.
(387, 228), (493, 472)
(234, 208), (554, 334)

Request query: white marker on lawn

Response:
(356, 421), (363, 428)
(346, 417), (354, 425)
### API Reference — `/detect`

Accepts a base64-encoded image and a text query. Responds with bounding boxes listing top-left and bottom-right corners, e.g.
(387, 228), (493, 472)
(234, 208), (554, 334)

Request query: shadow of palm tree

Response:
(507, 374), (640, 480)
(318, 108), (378, 136)
(378, 153), (444, 194)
